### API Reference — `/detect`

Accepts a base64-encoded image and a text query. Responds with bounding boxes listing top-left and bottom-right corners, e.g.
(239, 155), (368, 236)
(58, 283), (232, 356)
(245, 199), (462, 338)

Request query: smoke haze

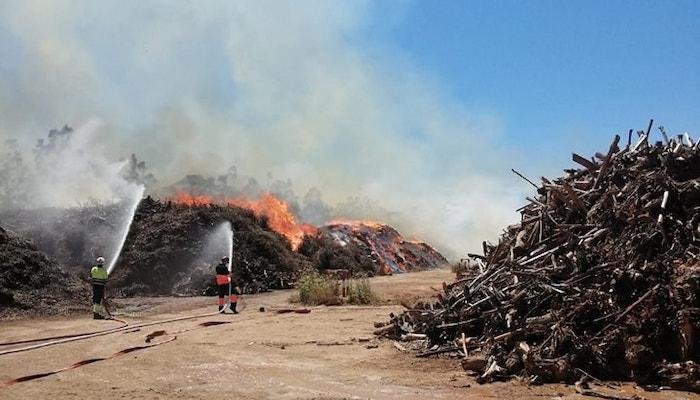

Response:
(0, 122), (141, 208)
(0, 1), (529, 258)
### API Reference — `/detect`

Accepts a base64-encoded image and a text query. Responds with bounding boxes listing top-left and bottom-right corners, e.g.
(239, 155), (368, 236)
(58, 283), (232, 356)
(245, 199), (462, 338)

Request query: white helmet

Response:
(96, 257), (105, 265)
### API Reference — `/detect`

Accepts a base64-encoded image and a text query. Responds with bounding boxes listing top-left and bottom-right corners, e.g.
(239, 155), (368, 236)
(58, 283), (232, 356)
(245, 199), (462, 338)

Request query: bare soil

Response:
(0, 269), (697, 400)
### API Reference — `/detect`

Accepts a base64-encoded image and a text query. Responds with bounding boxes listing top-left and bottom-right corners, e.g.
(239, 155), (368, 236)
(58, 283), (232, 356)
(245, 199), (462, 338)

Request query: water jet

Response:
(107, 185), (145, 275)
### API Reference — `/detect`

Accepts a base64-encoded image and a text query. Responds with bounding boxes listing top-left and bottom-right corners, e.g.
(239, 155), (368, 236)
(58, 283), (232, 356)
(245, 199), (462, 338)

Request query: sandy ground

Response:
(1, 269), (698, 400)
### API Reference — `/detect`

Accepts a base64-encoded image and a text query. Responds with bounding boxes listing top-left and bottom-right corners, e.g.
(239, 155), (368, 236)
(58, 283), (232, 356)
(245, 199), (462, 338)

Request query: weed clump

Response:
(296, 270), (341, 306)
(347, 278), (377, 305)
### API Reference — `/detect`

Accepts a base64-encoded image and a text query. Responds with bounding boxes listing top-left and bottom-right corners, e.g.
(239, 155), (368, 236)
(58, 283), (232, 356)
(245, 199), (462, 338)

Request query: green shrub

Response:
(296, 270), (341, 306)
(347, 278), (377, 305)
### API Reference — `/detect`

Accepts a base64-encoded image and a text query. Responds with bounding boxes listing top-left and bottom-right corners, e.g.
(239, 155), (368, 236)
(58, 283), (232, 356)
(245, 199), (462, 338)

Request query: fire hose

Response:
(0, 310), (224, 356)
(1, 320), (231, 388)
(0, 300), (310, 389)
(0, 296), (127, 348)
(0, 296), (246, 356)
(0, 318), (128, 347)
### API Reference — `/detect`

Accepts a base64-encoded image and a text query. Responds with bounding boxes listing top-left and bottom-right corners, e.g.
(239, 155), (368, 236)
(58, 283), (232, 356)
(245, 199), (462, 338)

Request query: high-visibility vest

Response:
(91, 265), (108, 286)
(215, 274), (231, 285)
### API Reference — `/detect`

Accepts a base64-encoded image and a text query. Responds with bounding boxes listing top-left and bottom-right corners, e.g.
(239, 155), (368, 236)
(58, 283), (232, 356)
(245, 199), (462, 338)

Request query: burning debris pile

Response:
(376, 126), (700, 391)
(0, 195), (311, 296)
(166, 191), (446, 278)
(108, 196), (309, 296)
(297, 229), (376, 276)
(0, 225), (88, 317)
(307, 221), (447, 275)
(1, 190), (447, 301)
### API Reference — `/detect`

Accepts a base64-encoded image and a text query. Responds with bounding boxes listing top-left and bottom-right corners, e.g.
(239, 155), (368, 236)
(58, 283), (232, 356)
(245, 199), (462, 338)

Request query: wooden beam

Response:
(572, 153), (598, 170)
(511, 169), (539, 190)
(593, 135), (620, 189)
(563, 183), (586, 210)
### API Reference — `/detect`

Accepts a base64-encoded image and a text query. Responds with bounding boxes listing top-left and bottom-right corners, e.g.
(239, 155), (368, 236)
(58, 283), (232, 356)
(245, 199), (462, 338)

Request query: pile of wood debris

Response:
(375, 121), (700, 392)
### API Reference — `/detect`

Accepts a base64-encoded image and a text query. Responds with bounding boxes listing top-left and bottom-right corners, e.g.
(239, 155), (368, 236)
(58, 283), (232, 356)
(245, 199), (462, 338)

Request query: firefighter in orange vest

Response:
(215, 256), (238, 313)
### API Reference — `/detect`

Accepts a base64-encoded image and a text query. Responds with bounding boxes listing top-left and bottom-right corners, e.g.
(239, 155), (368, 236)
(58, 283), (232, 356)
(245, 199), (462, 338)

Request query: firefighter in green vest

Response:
(91, 257), (108, 319)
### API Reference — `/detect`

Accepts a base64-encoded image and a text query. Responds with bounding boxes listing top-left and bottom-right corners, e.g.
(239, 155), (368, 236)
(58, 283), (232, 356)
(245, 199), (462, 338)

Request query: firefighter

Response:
(90, 256), (108, 319)
(215, 256), (239, 314)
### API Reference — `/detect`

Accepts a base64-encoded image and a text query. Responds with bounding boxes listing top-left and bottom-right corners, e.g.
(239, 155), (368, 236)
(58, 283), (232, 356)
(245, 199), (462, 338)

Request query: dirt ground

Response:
(0, 269), (697, 400)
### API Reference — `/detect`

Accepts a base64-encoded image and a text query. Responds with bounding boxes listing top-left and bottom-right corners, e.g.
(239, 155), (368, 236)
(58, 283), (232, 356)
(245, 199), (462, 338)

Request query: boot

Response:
(230, 302), (238, 314)
(218, 305), (224, 312)
(93, 312), (104, 320)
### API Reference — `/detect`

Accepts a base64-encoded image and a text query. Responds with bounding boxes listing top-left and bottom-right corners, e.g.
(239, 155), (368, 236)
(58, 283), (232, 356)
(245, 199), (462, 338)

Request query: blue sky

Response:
(366, 0), (700, 176)
(1, 1), (698, 255)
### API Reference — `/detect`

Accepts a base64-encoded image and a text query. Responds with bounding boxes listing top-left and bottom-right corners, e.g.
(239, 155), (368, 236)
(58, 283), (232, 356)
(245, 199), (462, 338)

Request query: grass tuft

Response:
(296, 270), (341, 306)
(347, 278), (377, 305)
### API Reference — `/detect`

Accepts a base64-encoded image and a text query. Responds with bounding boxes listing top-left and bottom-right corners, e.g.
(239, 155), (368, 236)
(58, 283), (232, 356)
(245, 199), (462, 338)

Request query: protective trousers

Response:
(92, 284), (104, 314)
(217, 284), (239, 312)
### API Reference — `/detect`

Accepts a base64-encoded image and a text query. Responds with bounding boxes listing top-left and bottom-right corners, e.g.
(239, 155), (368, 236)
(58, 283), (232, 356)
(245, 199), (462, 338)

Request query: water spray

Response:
(222, 221), (234, 302)
(107, 185), (145, 275)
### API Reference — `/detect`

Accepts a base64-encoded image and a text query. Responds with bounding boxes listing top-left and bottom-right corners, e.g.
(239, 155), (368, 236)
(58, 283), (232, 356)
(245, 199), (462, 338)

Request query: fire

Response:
(229, 193), (317, 250)
(171, 191), (215, 206)
(169, 190), (316, 249)
(322, 219), (434, 274)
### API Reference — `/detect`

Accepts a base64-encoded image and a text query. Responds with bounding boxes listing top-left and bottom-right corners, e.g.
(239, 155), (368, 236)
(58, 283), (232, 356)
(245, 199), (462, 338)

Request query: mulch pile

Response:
(109, 196), (309, 296)
(0, 225), (88, 317)
(376, 124), (700, 392)
(314, 222), (447, 275)
(2, 196), (448, 299)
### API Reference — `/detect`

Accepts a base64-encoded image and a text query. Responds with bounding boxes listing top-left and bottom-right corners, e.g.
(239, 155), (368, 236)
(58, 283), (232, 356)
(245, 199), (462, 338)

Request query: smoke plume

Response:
(0, 1), (528, 258)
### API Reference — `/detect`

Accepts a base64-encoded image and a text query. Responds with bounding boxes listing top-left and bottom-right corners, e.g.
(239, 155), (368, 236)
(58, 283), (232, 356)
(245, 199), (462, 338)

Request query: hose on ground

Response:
(0, 318), (128, 347)
(0, 320), (231, 388)
(0, 295), (247, 355)
(0, 310), (223, 356)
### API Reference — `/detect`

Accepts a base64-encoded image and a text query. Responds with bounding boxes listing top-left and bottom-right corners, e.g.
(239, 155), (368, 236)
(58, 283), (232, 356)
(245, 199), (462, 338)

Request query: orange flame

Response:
(171, 191), (215, 206)
(169, 190), (316, 249)
(229, 193), (317, 250)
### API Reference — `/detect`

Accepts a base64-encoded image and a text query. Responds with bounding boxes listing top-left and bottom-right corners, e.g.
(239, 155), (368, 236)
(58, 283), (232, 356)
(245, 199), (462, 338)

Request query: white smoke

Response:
(0, 1), (529, 258)
(32, 121), (142, 207)
(0, 120), (142, 209)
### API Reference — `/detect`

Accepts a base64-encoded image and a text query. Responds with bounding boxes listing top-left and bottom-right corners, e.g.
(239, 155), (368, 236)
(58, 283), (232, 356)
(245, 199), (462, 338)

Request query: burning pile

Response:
(319, 220), (447, 275)
(1, 190), (448, 300)
(108, 196), (308, 296)
(0, 225), (87, 317)
(170, 191), (447, 277)
(376, 125), (700, 391)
